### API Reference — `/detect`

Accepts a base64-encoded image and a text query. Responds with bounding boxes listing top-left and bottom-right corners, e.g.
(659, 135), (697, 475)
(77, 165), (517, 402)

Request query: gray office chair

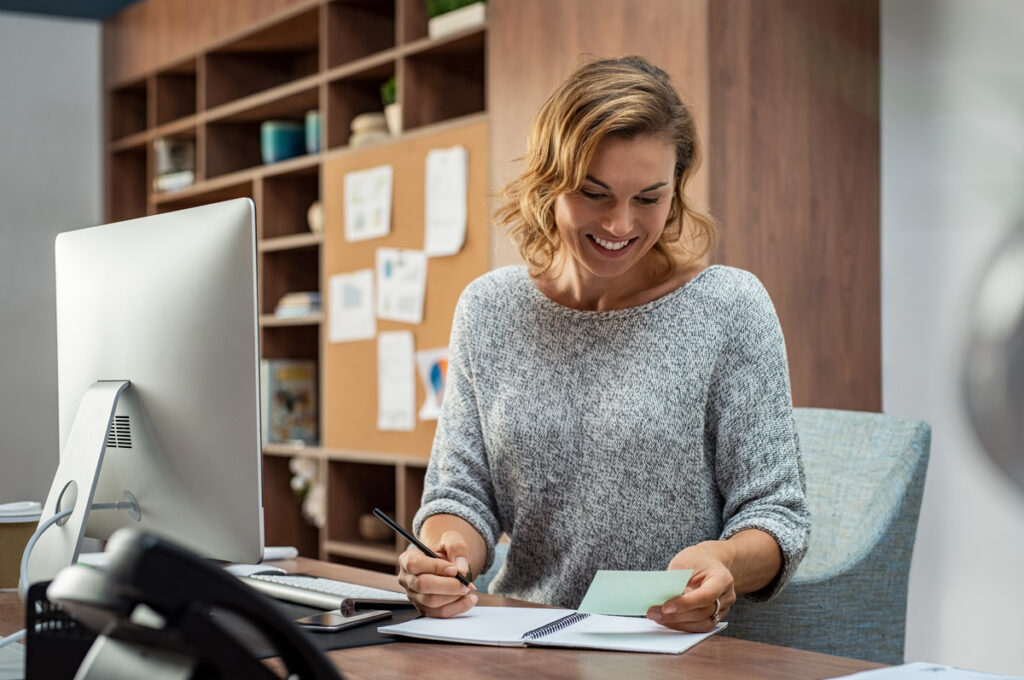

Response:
(723, 407), (931, 664)
(476, 407), (931, 665)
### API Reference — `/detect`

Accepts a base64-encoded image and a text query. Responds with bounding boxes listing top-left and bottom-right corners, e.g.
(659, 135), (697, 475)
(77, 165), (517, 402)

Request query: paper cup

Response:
(0, 501), (42, 588)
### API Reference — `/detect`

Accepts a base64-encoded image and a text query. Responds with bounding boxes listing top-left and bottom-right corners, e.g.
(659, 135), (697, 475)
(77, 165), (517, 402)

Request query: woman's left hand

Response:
(646, 541), (737, 633)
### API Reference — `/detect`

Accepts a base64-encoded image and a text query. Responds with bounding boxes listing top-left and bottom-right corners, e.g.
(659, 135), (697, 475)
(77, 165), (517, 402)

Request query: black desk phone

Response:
(44, 528), (344, 680)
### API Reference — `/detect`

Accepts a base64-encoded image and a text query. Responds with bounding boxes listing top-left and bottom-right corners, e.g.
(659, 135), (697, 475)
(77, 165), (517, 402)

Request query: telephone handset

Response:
(46, 528), (344, 680)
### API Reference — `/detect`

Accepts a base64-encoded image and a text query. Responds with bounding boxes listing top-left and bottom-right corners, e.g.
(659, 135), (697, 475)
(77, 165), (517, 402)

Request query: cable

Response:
(0, 499), (139, 651)
(18, 507), (73, 601)
(0, 628), (26, 650)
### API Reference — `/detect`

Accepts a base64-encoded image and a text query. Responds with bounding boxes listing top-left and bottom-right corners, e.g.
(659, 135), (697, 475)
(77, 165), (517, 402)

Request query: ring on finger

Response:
(710, 597), (721, 624)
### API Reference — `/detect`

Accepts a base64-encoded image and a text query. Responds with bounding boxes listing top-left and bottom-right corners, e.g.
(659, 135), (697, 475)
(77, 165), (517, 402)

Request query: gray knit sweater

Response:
(413, 264), (810, 609)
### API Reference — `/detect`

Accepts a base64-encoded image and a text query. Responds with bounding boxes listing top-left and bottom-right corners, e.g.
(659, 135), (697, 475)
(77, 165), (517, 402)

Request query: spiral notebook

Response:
(377, 606), (725, 654)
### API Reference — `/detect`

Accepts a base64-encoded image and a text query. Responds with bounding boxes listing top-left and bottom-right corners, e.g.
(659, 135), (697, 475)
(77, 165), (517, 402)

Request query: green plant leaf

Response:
(426, 0), (483, 19)
(380, 76), (397, 106)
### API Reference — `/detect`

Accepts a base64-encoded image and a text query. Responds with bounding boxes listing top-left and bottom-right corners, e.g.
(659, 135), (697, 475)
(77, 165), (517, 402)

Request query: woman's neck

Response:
(532, 253), (702, 312)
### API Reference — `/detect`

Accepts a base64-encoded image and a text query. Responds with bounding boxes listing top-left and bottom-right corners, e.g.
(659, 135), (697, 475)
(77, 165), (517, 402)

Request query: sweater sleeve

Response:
(412, 289), (502, 570)
(707, 274), (810, 601)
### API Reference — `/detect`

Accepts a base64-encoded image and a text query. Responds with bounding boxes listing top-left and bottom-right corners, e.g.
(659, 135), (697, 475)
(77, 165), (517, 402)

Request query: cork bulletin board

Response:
(322, 117), (489, 458)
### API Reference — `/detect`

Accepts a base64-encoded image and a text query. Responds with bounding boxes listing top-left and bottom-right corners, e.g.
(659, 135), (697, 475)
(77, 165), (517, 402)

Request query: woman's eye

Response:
(636, 196), (660, 206)
(580, 189), (606, 200)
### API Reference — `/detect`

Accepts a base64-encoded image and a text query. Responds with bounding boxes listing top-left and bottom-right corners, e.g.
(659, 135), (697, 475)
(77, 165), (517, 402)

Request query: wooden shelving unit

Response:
(103, 0), (488, 570)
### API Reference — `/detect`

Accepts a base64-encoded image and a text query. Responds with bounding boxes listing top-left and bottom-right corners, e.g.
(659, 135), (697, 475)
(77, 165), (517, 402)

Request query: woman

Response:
(398, 56), (810, 633)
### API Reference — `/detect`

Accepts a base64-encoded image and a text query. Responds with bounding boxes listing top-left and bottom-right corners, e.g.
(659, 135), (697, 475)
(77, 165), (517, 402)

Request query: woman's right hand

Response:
(396, 529), (478, 617)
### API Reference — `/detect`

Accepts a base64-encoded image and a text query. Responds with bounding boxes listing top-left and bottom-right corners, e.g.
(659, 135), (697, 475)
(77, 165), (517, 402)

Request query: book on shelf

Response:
(260, 359), (318, 445)
(275, 291), (321, 318)
(153, 136), (196, 193)
(154, 170), (195, 193)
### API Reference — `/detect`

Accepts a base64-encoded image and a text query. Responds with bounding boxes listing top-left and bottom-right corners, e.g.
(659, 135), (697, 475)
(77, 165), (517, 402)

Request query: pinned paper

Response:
(424, 145), (467, 257)
(415, 348), (449, 420)
(577, 570), (694, 616)
(344, 164), (393, 241)
(328, 270), (376, 343)
(377, 331), (416, 431)
(376, 248), (428, 324)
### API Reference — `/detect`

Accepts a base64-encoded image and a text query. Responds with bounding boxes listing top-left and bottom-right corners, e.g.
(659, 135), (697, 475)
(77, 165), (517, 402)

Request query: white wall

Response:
(0, 13), (101, 505)
(883, 0), (1024, 674)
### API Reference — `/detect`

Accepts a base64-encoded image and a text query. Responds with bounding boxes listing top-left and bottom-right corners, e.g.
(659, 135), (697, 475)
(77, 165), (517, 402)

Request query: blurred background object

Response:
(963, 225), (1024, 492)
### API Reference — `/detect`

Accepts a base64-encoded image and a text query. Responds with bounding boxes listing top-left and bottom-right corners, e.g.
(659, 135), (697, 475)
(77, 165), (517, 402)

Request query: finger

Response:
(659, 596), (734, 632)
(435, 531), (472, 581)
(401, 548), (459, 578)
(405, 571), (473, 597)
(650, 608), (720, 633)
(660, 593), (731, 621)
(431, 593), (479, 618)
(415, 591), (465, 609)
(420, 593), (478, 619)
(665, 573), (732, 613)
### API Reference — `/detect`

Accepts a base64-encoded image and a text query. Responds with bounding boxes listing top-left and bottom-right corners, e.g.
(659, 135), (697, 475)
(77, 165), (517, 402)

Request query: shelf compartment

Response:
(154, 58), (198, 126)
(109, 78), (148, 141)
(260, 323), (320, 362)
(326, 0), (397, 68)
(203, 120), (263, 179)
(263, 454), (320, 557)
(326, 461), (398, 546)
(108, 147), (148, 222)
(401, 28), (486, 131)
(207, 78), (321, 124)
(260, 245), (320, 316)
(396, 463), (427, 530)
(204, 7), (320, 110)
(205, 84), (320, 179)
(261, 164), (320, 240)
(325, 61), (396, 149)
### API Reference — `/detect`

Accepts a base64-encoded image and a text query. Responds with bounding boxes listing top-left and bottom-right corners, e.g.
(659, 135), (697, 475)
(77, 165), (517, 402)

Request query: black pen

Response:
(372, 507), (473, 587)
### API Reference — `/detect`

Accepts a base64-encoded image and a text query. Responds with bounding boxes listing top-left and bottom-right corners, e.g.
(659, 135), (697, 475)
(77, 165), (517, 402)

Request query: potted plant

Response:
(380, 75), (401, 136)
(427, 0), (486, 39)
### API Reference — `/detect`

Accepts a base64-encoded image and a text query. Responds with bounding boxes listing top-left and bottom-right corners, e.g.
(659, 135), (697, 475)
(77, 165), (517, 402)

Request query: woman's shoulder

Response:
(459, 265), (532, 305)
(684, 265), (772, 308)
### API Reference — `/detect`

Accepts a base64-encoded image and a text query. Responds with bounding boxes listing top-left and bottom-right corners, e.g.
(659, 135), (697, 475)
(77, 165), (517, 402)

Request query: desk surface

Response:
(1, 557), (883, 680)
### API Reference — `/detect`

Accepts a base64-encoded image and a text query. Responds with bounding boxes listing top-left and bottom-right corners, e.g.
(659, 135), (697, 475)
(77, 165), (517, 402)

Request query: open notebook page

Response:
(379, 607), (577, 647)
(531, 612), (724, 654)
(378, 606), (725, 654)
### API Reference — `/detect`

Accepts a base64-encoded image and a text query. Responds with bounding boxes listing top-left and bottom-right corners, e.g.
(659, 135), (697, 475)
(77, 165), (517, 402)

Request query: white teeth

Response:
(593, 236), (630, 251)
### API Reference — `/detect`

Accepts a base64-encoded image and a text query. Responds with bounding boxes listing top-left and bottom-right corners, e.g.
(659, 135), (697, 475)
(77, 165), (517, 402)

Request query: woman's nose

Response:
(603, 201), (632, 236)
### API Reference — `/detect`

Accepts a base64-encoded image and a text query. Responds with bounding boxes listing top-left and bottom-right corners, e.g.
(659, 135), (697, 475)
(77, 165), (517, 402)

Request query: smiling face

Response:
(552, 134), (677, 294)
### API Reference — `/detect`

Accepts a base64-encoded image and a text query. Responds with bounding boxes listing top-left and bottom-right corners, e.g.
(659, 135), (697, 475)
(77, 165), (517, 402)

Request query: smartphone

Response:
(294, 608), (391, 633)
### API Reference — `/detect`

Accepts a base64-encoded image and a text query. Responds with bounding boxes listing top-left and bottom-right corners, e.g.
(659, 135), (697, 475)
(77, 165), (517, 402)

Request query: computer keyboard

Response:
(240, 572), (411, 611)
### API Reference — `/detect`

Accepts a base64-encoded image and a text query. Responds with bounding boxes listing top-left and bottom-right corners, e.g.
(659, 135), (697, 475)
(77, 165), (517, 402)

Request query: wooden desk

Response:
(1, 558), (883, 680)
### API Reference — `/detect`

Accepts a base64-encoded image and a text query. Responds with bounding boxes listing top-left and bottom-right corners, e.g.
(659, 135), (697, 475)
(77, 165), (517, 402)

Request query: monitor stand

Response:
(25, 380), (141, 594)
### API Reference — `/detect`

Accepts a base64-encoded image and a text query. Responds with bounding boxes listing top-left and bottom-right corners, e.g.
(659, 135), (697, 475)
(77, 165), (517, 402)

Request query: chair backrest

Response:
(723, 407), (931, 664)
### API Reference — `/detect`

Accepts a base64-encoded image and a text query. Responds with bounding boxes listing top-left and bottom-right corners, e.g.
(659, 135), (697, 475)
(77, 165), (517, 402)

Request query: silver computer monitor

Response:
(26, 198), (265, 589)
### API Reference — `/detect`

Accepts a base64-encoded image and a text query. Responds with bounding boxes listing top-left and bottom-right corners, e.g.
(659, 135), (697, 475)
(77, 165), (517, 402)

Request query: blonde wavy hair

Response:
(496, 56), (718, 278)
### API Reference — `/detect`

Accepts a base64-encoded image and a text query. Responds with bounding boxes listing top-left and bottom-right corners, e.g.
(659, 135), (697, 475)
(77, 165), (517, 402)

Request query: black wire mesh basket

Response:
(25, 580), (95, 680)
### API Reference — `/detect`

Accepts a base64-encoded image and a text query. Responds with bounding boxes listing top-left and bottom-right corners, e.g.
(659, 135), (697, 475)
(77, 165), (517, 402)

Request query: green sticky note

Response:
(577, 570), (694, 616)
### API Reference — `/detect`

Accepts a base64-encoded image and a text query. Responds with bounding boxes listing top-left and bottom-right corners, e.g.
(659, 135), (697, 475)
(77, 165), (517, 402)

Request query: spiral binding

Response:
(521, 612), (590, 640)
